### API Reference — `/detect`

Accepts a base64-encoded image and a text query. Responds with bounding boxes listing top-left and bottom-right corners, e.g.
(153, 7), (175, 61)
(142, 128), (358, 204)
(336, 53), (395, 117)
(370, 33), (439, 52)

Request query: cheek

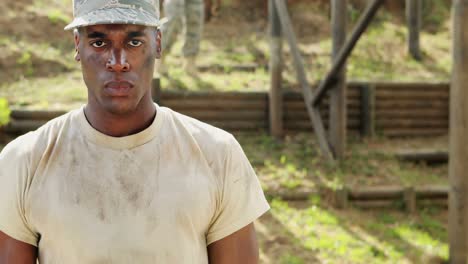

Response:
(143, 54), (154, 69)
(135, 47), (155, 71)
(81, 52), (107, 83)
(84, 52), (107, 67)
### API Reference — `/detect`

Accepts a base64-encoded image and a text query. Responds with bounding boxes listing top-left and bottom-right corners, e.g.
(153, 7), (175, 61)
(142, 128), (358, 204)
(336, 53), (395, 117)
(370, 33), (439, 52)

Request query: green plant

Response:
(16, 51), (34, 76)
(0, 98), (11, 126)
(47, 9), (70, 24)
(280, 253), (304, 264)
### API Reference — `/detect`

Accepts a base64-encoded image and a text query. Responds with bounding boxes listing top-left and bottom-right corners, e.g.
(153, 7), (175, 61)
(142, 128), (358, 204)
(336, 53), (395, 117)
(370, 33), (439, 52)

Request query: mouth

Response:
(103, 80), (134, 97)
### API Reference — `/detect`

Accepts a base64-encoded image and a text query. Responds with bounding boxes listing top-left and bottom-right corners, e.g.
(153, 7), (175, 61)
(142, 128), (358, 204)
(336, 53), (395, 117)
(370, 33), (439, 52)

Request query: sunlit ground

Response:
(257, 199), (447, 264)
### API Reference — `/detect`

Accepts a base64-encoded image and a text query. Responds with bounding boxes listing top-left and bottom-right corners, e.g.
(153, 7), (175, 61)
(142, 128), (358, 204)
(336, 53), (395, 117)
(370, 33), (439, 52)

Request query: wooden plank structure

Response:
(359, 84), (375, 137)
(267, 0), (385, 160)
(261, 185), (449, 211)
(2, 82), (450, 137)
(373, 82), (449, 137)
(396, 150), (448, 165)
(272, 0), (333, 159)
(343, 185), (449, 212)
(312, 0), (385, 158)
(449, 0), (468, 262)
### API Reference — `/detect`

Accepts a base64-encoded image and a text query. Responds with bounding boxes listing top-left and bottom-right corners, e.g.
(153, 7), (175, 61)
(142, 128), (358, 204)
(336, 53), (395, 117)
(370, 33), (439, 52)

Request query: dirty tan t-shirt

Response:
(0, 104), (270, 263)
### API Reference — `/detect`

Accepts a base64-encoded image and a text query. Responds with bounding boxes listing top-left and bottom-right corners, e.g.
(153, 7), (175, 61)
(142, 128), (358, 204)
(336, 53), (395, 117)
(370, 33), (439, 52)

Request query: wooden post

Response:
(269, 0), (284, 138)
(311, 0), (384, 106)
(406, 0), (422, 60)
(273, 0), (333, 159)
(360, 84), (375, 137)
(330, 0), (347, 159)
(152, 78), (161, 104)
(404, 186), (416, 213)
(450, 0), (468, 263)
(336, 187), (349, 209)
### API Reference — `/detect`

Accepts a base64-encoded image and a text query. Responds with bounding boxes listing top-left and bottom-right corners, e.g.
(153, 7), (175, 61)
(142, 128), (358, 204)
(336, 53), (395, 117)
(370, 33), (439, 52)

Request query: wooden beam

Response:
(360, 84), (376, 137)
(330, 0), (348, 159)
(404, 186), (416, 214)
(161, 91), (267, 100)
(406, 0), (422, 60)
(336, 187), (349, 209)
(152, 78), (161, 104)
(310, 108), (333, 160)
(269, 0), (284, 138)
(273, 0), (333, 159)
(349, 186), (404, 200)
(10, 110), (67, 120)
(311, 0), (384, 106)
(450, 0), (468, 263)
(396, 151), (448, 164)
(418, 186), (449, 199)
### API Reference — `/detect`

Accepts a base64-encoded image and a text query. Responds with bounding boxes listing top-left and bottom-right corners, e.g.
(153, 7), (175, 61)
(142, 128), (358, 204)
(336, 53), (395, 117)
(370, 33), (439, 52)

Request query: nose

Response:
(106, 48), (130, 72)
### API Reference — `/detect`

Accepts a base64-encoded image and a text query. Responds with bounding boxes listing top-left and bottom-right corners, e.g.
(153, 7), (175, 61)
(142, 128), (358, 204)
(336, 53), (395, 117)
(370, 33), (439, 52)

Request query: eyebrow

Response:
(128, 31), (145, 38)
(87, 32), (107, 39)
(86, 31), (145, 39)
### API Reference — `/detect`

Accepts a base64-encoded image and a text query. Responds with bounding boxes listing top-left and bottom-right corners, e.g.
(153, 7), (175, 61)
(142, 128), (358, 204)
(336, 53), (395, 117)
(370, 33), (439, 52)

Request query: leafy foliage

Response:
(0, 98), (10, 126)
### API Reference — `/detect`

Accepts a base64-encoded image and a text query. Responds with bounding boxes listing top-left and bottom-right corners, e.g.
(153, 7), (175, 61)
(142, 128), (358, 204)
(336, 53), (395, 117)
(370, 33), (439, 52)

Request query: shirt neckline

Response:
(78, 103), (164, 150)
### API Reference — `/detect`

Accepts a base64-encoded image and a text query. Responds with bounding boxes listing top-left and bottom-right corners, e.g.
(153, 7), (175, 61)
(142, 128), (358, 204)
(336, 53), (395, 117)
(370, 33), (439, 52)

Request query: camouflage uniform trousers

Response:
(161, 0), (204, 57)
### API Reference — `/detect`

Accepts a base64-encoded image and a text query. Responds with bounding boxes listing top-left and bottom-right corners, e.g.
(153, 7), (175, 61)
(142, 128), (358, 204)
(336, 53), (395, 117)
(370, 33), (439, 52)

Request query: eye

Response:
(91, 40), (106, 48)
(129, 40), (143, 47)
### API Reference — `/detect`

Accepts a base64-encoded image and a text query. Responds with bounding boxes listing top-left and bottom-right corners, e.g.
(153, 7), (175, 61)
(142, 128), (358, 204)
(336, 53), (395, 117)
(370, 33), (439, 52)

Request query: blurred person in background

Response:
(159, 0), (205, 76)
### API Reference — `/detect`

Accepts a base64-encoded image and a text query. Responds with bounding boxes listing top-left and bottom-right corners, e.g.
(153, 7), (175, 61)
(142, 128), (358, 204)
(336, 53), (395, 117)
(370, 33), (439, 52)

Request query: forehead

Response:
(81, 24), (154, 36)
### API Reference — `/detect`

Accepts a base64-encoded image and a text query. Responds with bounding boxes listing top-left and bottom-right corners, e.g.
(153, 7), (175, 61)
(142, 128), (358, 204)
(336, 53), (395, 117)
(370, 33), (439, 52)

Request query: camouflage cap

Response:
(64, 0), (163, 30)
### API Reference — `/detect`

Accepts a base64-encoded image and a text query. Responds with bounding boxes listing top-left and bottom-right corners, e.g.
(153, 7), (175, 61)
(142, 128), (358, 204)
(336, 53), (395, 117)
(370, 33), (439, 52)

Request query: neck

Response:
(84, 99), (157, 137)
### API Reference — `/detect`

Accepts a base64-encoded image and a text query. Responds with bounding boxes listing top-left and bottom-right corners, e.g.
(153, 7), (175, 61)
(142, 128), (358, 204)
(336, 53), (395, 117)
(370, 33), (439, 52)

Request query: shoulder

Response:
(0, 109), (80, 165)
(160, 106), (237, 150)
(158, 106), (242, 175)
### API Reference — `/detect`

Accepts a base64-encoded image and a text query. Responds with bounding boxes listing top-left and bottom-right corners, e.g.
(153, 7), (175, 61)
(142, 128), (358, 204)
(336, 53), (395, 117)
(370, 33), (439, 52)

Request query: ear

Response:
(74, 30), (81, 62)
(155, 29), (162, 59)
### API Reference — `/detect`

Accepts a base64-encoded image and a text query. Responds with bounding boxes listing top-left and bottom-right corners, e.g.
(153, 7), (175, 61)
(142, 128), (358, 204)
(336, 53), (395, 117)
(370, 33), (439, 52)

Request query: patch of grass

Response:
(262, 157), (309, 190)
(271, 200), (391, 263)
(0, 98), (11, 126)
(16, 51), (34, 77)
(0, 72), (86, 109)
(279, 254), (304, 264)
(47, 9), (70, 25)
(266, 199), (448, 263)
(423, 0), (451, 32)
(418, 209), (448, 242)
(30, 0), (72, 19)
(161, 68), (269, 92)
(235, 133), (448, 192)
(1, 37), (76, 71)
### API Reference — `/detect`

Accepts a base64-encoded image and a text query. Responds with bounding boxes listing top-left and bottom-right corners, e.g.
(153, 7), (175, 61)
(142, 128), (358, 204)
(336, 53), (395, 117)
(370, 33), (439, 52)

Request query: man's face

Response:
(75, 24), (161, 115)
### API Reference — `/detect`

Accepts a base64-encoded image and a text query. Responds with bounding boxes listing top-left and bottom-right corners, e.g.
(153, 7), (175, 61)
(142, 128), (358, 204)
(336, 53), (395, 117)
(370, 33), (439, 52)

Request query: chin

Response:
(103, 100), (139, 116)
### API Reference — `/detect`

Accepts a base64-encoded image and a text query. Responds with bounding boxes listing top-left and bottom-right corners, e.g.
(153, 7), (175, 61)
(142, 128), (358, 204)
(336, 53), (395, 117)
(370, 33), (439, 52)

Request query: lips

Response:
(104, 81), (134, 96)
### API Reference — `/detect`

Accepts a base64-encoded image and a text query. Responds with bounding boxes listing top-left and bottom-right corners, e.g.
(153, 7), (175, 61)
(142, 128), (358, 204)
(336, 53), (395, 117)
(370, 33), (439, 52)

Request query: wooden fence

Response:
(2, 82), (450, 137)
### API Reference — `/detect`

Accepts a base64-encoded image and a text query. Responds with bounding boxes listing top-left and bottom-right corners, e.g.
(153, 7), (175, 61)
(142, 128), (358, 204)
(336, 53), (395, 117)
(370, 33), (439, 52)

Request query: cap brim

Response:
(64, 7), (165, 30)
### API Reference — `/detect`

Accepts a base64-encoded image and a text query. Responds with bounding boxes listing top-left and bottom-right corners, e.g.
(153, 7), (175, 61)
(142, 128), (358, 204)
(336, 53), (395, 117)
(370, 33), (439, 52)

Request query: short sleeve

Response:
(0, 140), (39, 246)
(206, 136), (270, 245)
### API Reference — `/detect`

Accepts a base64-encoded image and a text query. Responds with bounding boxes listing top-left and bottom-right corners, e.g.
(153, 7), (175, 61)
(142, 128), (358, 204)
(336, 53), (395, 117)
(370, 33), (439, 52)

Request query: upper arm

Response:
(0, 231), (37, 263)
(206, 137), (269, 245)
(0, 139), (39, 248)
(207, 223), (259, 264)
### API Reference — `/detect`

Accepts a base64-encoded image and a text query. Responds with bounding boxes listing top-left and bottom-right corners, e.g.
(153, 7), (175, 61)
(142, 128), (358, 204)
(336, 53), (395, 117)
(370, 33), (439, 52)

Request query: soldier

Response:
(159, 0), (205, 75)
(0, 0), (269, 262)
